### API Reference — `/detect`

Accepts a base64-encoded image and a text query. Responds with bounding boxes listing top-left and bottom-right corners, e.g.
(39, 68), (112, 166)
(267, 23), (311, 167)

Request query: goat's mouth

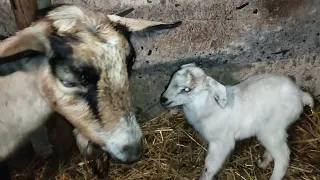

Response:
(161, 100), (174, 108)
(107, 145), (143, 165)
(77, 141), (142, 164)
(100, 136), (143, 165)
(80, 142), (142, 165)
(110, 154), (142, 165)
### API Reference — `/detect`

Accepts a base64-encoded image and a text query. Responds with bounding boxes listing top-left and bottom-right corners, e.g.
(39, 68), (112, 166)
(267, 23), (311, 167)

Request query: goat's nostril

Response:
(121, 144), (142, 164)
(123, 144), (141, 156)
(160, 97), (168, 104)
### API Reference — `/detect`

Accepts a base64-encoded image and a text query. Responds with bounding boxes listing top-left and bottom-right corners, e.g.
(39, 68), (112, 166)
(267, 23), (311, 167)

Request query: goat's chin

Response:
(109, 155), (139, 165)
(162, 101), (181, 108)
(161, 102), (173, 108)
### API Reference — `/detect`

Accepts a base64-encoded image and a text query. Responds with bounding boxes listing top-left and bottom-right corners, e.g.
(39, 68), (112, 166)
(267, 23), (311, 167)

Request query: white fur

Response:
(0, 69), (53, 160)
(161, 64), (314, 180)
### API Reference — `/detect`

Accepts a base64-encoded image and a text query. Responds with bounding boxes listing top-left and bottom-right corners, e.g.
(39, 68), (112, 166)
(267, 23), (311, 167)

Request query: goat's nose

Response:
(122, 143), (142, 164)
(160, 96), (168, 104)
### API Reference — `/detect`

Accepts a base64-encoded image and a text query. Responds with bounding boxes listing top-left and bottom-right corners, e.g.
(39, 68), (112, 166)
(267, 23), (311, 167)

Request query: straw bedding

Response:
(11, 93), (320, 180)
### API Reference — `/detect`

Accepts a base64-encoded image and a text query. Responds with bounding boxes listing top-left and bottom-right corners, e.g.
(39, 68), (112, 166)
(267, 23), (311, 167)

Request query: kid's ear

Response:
(205, 76), (227, 108)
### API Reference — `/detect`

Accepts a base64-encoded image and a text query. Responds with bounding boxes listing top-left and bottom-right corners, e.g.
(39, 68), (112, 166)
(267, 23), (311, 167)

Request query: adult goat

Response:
(0, 4), (181, 165)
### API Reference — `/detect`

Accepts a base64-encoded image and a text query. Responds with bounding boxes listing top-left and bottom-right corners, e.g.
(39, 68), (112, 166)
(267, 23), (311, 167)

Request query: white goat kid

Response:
(160, 63), (314, 180)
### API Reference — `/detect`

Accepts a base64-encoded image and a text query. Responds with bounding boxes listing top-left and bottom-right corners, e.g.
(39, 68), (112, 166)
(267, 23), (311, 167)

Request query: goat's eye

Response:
(183, 87), (191, 92)
(61, 81), (78, 88)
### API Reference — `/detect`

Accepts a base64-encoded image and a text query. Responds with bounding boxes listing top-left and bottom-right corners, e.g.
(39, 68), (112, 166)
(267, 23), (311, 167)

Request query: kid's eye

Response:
(181, 87), (192, 93)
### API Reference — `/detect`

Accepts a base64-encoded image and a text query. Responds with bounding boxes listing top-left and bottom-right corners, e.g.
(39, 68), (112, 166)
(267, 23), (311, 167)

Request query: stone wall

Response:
(0, 0), (16, 36)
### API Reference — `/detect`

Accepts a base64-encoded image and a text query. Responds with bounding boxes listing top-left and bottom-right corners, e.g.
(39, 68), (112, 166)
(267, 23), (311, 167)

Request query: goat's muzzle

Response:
(111, 141), (143, 164)
(160, 95), (172, 108)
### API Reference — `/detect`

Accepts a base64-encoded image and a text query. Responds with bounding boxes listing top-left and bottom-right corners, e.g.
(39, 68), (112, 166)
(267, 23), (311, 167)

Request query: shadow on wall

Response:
(132, 13), (319, 76)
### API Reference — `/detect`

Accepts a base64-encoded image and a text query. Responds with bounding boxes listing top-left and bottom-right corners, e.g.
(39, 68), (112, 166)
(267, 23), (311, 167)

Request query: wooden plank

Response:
(9, 0), (38, 30)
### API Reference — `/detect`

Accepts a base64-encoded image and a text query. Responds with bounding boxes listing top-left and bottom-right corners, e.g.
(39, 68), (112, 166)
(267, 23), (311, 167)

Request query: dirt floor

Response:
(8, 91), (320, 180)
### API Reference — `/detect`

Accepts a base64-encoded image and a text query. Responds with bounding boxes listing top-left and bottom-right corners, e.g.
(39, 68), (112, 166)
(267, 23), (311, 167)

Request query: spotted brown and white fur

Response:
(0, 4), (181, 168)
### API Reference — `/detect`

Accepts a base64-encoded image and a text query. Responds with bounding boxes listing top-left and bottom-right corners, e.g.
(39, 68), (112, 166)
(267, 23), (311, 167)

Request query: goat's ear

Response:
(115, 8), (135, 17)
(107, 15), (181, 34)
(181, 63), (197, 69)
(205, 76), (227, 108)
(0, 21), (53, 60)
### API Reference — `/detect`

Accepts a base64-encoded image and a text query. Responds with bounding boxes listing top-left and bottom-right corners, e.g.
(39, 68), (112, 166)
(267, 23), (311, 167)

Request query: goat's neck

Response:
(0, 67), (54, 158)
(182, 91), (219, 135)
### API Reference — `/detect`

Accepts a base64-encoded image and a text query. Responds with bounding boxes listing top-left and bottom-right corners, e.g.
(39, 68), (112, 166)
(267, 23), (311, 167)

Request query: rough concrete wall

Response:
(0, 0), (17, 36)
(0, 0), (319, 121)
